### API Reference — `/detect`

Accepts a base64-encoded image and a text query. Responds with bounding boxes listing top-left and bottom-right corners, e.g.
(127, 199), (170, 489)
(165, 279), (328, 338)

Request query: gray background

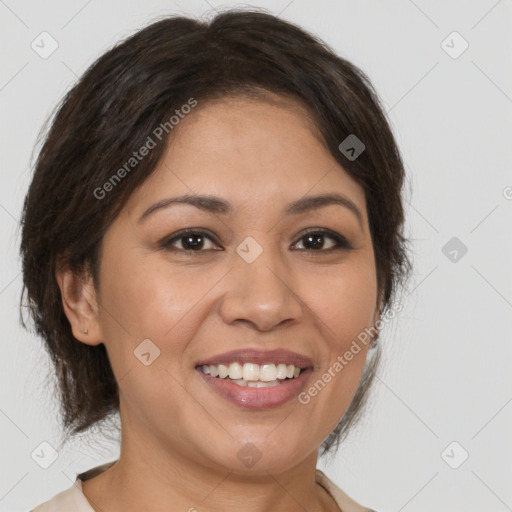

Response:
(1, 1), (511, 511)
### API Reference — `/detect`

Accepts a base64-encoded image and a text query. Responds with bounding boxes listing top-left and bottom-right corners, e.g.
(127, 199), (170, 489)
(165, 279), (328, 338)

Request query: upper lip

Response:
(195, 348), (313, 368)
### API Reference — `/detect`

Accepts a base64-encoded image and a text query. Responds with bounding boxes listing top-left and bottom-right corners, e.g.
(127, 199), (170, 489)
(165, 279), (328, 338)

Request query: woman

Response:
(21, 9), (410, 512)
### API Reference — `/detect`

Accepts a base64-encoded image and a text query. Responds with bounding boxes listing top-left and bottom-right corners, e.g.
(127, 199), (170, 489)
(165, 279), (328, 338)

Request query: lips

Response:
(195, 348), (314, 409)
(195, 348), (313, 368)
(197, 367), (312, 409)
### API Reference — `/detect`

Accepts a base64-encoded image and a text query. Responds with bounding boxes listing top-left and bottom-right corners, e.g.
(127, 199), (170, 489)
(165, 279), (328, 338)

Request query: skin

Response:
(57, 93), (380, 512)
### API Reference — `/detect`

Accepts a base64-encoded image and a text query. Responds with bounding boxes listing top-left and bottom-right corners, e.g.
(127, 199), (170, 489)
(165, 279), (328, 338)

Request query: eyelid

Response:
(159, 228), (221, 251)
(160, 227), (352, 253)
(292, 227), (352, 251)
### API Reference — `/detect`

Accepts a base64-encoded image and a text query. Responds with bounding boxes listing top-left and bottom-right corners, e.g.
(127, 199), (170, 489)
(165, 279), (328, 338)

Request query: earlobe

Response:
(55, 265), (103, 346)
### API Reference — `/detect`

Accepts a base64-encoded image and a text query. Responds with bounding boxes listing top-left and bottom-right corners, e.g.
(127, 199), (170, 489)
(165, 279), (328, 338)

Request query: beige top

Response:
(30, 461), (376, 512)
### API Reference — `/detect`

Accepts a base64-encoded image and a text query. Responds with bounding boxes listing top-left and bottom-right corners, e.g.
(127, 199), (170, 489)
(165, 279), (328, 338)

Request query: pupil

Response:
(184, 234), (203, 250)
(305, 234), (323, 250)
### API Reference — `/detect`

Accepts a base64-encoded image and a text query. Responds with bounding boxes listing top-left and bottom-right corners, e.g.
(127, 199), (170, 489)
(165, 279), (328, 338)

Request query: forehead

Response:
(125, 94), (366, 219)
(170, 92), (326, 161)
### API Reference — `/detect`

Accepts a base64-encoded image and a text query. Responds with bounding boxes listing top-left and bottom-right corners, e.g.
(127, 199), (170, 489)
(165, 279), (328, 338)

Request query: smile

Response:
(199, 362), (302, 387)
(195, 349), (313, 408)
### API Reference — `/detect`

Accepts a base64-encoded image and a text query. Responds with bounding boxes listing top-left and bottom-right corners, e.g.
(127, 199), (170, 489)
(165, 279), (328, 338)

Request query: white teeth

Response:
(242, 363), (260, 381)
(218, 364), (229, 379)
(260, 364), (277, 382)
(200, 362), (303, 383)
(276, 363), (288, 379)
(228, 362), (243, 380)
(247, 380), (280, 388)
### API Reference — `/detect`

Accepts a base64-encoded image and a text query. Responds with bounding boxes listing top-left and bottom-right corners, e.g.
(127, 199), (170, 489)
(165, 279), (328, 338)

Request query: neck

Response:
(81, 419), (337, 512)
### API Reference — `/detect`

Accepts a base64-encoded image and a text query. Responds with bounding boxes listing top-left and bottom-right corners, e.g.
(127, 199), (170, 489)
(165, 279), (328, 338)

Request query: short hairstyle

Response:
(19, 9), (411, 455)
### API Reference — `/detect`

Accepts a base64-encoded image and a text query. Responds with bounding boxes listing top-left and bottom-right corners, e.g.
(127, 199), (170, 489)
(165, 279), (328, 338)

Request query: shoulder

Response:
(315, 469), (378, 512)
(30, 460), (117, 511)
(29, 479), (94, 512)
(30, 464), (373, 512)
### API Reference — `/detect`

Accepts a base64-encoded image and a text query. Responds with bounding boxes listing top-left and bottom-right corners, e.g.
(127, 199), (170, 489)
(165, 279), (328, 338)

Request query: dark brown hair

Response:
(19, 9), (411, 455)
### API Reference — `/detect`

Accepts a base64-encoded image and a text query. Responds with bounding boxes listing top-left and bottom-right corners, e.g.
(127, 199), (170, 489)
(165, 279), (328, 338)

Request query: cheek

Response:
(298, 260), (376, 422)
(96, 254), (206, 422)
(96, 249), (233, 395)
(306, 258), (378, 350)
(99, 250), (209, 341)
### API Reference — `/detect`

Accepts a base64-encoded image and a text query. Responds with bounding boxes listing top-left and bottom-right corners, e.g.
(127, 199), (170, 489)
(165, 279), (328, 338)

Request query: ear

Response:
(55, 264), (103, 346)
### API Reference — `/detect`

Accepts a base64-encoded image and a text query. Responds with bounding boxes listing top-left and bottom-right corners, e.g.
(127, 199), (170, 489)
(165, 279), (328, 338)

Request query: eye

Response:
(160, 228), (352, 254)
(160, 229), (221, 253)
(292, 229), (352, 252)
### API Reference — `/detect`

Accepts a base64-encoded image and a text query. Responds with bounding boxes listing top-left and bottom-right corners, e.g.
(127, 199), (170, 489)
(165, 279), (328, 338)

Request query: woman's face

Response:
(89, 95), (379, 474)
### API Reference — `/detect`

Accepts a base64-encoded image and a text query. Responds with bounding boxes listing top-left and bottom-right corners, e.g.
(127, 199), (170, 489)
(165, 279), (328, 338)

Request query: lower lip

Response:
(196, 368), (312, 409)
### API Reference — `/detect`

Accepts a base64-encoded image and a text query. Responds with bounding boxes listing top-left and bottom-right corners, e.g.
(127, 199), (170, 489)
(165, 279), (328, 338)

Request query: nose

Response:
(218, 244), (303, 332)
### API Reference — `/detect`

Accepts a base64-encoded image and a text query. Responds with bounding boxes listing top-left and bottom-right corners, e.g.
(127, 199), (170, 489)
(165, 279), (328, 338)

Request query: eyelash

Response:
(160, 228), (352, 254)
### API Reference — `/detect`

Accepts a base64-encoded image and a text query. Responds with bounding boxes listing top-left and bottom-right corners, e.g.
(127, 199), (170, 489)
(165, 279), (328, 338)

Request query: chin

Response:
(198, 430), (316, 476)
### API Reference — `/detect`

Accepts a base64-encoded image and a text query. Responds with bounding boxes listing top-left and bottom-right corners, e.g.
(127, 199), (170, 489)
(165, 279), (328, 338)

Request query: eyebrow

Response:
(138, 193), (363, 228)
